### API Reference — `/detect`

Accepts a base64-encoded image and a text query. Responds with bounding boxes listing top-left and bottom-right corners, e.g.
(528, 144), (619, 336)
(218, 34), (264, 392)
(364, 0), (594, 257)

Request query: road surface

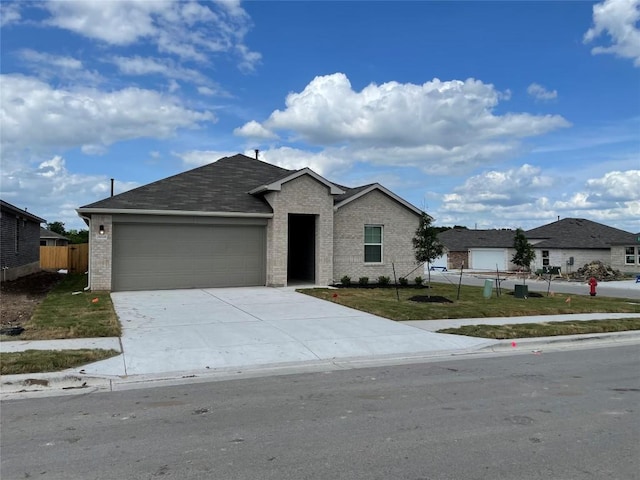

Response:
(1, 345), (639, 480)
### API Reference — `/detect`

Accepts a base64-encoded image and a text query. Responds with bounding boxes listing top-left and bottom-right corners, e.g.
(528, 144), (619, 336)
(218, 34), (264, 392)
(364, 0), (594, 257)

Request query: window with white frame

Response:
(542, 250), (549, 266)
(364, 225), (383, 263)
(625, 247), (637, 265)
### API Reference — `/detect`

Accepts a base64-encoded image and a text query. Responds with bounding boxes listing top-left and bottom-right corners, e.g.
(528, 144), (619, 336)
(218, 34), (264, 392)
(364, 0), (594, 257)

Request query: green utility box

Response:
(514, 284), (529, 299)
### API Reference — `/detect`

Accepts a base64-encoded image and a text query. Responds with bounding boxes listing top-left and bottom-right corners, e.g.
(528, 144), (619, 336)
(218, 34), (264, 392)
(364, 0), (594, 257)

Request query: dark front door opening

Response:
(288, 214), (316, 284)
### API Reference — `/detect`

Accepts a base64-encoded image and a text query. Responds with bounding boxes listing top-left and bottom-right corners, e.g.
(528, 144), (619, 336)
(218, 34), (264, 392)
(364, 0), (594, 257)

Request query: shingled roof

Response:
(79, 153), (417, 215)
(525, 218), (636, 249)
(81, 154), (295, 214)
(438, 228), (516, 250)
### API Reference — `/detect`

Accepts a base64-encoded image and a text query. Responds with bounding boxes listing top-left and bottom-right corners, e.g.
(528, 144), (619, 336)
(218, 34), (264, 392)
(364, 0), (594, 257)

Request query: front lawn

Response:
(438, 318), (640, 339)
(6, 274), (121, 340)
(1, 349), (120, 375)
(299, 282), (640, 321)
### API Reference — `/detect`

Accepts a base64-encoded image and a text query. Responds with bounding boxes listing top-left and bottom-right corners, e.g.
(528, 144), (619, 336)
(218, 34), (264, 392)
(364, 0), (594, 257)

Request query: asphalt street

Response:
(1, 344), (638, 480)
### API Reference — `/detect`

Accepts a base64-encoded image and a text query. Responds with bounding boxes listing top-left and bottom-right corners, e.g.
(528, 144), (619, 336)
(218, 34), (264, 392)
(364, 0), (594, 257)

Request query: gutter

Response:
(76, 208), (273, 218)
(78, 213), (92, 291)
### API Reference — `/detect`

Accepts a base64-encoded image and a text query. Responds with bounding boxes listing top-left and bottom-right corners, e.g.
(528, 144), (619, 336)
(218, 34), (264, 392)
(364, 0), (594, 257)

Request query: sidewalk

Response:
(3, 313), (638, 353)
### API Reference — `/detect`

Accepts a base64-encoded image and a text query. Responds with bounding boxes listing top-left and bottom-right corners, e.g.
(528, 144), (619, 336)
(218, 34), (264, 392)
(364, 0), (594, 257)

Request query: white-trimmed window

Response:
(364, 225), (383, 263)
(542, 250), (549, 266)
(625, 247), (637, 265)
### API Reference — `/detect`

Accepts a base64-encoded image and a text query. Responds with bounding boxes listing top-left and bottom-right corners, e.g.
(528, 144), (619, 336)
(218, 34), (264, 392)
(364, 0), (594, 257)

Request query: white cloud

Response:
(175, 150), (240, 167)
(584, 0), (640, 67)
(42, 0), (261, 70)
(527, 83), (558, 101)
(250, 147), (351, 176)
(244, 73), (569, 173)
(435, 167), (640, 231)
(110, 55), (206, 84)
(234, 120), (279, 140)
(585, 169), (640, 201)
(0, 155), (138, 230)
(17, 49), (102, 84)
(444, 164), (558, 209)
(0, 2), (21, 27)
(0, 74), (214, 156)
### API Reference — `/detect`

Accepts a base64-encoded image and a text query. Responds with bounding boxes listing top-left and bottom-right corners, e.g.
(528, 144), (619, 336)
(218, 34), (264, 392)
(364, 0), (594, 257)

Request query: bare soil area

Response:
(1, 271), (63, 332)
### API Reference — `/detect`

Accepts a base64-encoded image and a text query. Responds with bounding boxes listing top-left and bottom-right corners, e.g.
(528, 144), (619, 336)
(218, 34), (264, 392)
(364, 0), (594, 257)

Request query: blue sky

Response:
(1, 0), (638, 232)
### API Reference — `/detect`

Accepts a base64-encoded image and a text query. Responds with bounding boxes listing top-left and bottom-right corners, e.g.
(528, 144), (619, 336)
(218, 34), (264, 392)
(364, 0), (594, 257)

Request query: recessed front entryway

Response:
(287, 214), (316, 284)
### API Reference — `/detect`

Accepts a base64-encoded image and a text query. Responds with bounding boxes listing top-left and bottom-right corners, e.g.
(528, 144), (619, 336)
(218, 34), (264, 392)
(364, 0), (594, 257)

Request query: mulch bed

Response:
(408, 295), (453, 303)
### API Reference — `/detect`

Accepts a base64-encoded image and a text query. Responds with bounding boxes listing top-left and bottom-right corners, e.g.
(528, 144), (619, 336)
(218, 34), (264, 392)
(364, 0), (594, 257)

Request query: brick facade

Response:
(333, 190), (420, 283)
(88, 214), (113, 290)
(264, 175), (334, 287)
(1, 204), (43, 282)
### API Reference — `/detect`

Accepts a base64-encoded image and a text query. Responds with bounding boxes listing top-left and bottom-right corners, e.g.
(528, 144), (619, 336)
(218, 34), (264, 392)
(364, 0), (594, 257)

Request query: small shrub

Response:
(340, 275), (351, 286)
(358, 276), (369, 286)
(377, 276), (390, 286)
(414, 276), (424, 286)
(398, 277), (408, 286)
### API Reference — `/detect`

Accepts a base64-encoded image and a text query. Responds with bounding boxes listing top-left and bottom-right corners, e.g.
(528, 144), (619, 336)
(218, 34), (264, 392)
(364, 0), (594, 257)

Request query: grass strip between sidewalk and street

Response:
(437, 318), (640, 339)
(5, 273), (121, 341)
(300, 282), (640, 321)
(0, 349), (120, 375)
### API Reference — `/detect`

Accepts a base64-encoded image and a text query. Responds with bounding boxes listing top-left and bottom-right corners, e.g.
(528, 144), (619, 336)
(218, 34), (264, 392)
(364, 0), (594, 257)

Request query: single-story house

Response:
(437, 228), (517, 271)
(40, 227), (70, 246)
(77, 153), (423, 291)
(0, 199), (46, 282)
(525, 218), (640, 275)
(437, 218), (640, 275)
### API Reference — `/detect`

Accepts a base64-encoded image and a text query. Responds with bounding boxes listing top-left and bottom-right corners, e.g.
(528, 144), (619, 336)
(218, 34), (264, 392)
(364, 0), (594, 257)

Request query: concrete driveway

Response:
(80, 287), (487, 376)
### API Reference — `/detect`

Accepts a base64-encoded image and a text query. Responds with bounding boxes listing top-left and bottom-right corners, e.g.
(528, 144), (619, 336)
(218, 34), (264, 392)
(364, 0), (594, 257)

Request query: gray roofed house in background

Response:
(40, 227), (70, 246)
(438, 228), (515, 251)
(77, 153), (423, 291)
(525, 218), (636, 249)
(436, 218), (640, 275)
(1, 199), (46, 282)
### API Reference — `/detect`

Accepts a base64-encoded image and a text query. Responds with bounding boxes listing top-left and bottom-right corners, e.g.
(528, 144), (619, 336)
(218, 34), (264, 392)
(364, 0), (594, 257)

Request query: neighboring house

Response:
(525, 218), (640, 275)
(76, 153), (422, 291)
(40, 227), (70, 246)
(0, 199), (45, 282)
(437, 218), (640, 275)
(437, 228), (517, 271)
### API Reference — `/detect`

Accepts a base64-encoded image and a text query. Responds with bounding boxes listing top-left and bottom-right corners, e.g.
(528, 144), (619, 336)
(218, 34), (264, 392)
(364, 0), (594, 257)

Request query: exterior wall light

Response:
(99, 225), (105, 235)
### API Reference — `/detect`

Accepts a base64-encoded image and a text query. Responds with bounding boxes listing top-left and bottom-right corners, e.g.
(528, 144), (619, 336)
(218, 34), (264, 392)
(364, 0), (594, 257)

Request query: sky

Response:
(1, 0), (639, 233)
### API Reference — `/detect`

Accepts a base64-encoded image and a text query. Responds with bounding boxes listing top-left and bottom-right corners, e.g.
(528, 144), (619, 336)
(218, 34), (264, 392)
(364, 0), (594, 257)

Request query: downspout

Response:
(79, 214), (92, 291)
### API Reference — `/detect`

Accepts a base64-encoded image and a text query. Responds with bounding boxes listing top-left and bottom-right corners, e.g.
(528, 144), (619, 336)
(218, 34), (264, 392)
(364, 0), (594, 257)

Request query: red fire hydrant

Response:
(588, 277), (598, 297)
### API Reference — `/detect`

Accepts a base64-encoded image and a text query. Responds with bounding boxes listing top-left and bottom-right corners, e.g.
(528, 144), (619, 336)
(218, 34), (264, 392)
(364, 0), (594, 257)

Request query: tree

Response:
(47, 221), (66, 235)
(511, 228), (536, 284)
(412, 212), (444, 294)
(46, 221), (89, 244)
(66, 229), (89, 244)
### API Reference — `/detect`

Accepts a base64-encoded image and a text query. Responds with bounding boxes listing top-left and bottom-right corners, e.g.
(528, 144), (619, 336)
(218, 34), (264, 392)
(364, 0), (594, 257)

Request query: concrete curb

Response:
(3, 330), (639, 400)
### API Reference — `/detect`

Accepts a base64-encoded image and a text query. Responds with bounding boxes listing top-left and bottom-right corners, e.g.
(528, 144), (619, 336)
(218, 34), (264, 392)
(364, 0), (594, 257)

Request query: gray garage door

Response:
(112, 223), (266, 291)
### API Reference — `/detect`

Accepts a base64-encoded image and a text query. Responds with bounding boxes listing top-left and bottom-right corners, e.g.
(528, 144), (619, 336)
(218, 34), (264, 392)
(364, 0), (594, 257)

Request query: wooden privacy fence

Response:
(40, 243), (89, 273)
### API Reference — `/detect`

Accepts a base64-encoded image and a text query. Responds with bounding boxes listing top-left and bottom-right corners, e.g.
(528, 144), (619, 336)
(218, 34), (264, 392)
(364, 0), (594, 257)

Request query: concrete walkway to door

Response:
(79, 287), (488, 376)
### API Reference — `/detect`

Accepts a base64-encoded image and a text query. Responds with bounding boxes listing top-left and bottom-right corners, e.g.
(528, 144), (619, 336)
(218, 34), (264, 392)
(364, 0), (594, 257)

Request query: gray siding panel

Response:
(112, 223), (265, 291)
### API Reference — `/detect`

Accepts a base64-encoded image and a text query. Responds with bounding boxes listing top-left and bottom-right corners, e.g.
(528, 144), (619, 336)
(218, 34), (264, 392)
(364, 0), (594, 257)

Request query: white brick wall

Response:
(333, 190), (420, 283)
(89, 214), (112, 290)
(264, 175), (334, 286)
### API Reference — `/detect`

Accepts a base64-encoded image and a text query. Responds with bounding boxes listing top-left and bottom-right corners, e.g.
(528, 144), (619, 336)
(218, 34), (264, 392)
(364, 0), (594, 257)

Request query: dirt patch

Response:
(1, 271), (64, 332)
(408, 295), (453, 303)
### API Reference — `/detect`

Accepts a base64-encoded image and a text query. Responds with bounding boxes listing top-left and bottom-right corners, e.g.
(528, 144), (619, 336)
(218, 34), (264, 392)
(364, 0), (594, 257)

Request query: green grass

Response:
(437, 318), (640, 339)
(9, 274), (121, 340)
(0, 349), (120, 375)
(299, 282), (640, 321)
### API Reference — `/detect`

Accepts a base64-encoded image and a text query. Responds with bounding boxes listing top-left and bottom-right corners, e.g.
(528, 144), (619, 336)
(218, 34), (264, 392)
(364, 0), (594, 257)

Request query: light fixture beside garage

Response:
(99, 225), (105, 235)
